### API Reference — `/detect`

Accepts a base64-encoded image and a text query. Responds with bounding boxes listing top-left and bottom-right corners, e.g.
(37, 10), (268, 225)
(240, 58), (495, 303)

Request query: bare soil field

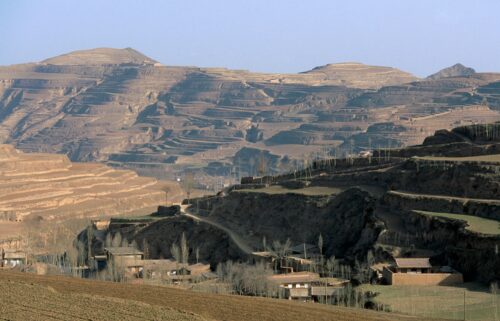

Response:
(0, 271), (439, 321)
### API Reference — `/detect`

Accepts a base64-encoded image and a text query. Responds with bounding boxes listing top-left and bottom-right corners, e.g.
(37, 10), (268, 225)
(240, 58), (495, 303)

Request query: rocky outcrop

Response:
(427, 63), (476, 80)
(402, 211), (499, 283)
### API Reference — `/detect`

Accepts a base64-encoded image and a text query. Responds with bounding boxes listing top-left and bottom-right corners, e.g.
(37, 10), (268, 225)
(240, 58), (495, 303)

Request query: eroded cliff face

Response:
(401, 211), (500, 283)
(195, 188), (382, 261)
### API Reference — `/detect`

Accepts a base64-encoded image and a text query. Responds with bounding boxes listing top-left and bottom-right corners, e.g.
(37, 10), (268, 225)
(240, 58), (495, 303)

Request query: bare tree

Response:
(183, 172), (195, 204)
(112, 232), (122, 247)
(180, 233), (189, 264)
(170, 242), (180, 263)
(163, 186), (170, 206)
(318, 233), (324, 256)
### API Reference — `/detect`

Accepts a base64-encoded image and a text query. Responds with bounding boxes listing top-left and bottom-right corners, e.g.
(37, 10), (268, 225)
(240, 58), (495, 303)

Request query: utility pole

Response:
(463, 290), (466, 321)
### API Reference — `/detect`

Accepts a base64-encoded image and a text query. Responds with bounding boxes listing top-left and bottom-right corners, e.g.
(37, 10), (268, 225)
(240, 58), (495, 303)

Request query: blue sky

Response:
(0, 0), (499, 76)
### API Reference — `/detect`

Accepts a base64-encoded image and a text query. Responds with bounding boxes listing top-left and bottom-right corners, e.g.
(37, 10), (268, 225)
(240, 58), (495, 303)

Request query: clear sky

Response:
(1, 0), (499, 77)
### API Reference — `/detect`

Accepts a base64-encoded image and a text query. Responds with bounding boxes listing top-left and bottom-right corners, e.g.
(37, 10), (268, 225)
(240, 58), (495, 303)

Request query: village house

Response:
(268, 271), (349, 301)
(1, 249), (26, 268)
(383, 257), (463, 286)
(103, 247), (144, 275)
(142, 259), (213, 283)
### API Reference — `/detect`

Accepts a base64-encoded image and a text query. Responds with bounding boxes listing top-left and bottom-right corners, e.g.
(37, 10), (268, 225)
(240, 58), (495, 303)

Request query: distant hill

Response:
(427, 63), (476, 80)
(42, 47), (158, 65)
(0, 48), (499, 186)
(302, 62), (418, 88)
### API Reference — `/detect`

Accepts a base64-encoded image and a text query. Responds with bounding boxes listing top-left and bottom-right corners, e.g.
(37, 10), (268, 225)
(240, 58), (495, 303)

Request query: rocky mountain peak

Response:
(427, 63), (476, 80)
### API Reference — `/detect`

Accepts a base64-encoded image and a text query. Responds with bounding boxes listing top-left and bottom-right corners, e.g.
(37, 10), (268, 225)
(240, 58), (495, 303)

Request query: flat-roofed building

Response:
(383, 257), (463, 285)
(104, 247), (144, 275)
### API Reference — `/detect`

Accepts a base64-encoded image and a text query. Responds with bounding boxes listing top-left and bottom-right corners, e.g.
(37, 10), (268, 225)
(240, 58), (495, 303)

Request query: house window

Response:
(288, 284), (292, 289)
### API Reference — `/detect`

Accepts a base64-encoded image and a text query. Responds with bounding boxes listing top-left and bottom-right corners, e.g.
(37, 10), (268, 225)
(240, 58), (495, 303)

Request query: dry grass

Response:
(359, 284), (500, 321)
(415, 210), (500, 235)
(0, 271), (439, 321)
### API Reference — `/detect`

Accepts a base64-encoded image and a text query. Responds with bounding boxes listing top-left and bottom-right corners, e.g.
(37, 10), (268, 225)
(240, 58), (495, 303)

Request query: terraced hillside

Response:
(0, 271), (437, 321)
(171, 124), (500, 284)
(0, 144), (181, 250)
(1, 48), (500, 186)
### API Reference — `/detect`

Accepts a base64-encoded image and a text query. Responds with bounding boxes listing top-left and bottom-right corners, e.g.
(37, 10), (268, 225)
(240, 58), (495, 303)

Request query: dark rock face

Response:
(196, 188), (381, 261)
(133, 217), (246, 266)
(427, 63), (476, 80)
(402, 212), (500, 284)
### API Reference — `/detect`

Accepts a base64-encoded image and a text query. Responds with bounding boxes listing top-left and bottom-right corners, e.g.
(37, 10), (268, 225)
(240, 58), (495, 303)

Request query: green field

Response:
(414, 210), (500, 235)
(359, 284), (500, 320)
(237, 185), (344, 196)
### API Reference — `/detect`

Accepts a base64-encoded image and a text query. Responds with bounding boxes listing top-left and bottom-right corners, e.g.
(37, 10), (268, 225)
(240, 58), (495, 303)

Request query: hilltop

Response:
(41, 47), (158, 65)
(427, 63), (476, 80)
(302, 62), (418, 88)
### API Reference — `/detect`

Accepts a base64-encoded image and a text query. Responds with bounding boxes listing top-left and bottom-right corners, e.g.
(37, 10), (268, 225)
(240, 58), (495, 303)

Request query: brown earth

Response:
(1, 48), (499, 186)
(0, 144), (182, 250)
(0, 271), (441, 321)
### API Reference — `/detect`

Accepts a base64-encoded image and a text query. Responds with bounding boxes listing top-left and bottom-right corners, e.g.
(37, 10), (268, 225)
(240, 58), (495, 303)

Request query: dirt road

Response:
(180, 205), (254, 254)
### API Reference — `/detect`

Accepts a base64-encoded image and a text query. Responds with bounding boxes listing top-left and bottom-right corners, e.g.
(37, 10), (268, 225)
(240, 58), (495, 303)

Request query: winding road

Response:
(180, 205), (254, 254)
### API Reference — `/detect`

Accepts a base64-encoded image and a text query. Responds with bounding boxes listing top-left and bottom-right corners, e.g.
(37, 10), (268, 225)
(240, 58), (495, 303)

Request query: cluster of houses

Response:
(268, 271), (349, 301)
(90, 246), (214, 283)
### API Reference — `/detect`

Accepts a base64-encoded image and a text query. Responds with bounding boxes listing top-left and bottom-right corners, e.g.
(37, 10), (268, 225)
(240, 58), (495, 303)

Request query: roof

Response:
(188, 263), (211, 275)
(268, 272), (320, 284)
(2, 251), (26, 260)
(394, 258), (432, 269)
(317, 277), (350, 286)
(104, 247), (144, 256)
